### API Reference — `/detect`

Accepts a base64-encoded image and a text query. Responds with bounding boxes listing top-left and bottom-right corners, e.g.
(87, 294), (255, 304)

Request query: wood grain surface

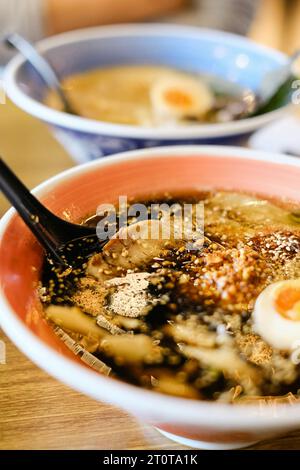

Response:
(1, 3), (300, 446)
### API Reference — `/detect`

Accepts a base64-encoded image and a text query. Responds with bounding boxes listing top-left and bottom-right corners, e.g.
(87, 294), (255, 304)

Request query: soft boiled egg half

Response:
(254, 279), (300, 351)
(150, 73), (214, 123)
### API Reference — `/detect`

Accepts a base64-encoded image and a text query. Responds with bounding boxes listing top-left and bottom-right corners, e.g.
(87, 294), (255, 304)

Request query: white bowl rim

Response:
(4, 23), (289, 140)
(1, 145), (300, 430)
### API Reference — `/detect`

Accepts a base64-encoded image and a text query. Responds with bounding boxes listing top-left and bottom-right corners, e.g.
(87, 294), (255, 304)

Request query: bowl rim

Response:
(4, 23), (289, 140)
(1, 145), (300, 429)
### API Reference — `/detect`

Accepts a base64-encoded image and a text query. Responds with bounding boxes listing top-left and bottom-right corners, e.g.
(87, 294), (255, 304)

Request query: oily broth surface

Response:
(45, 65), (243, 125)
(40, 191), (300, 403)
(46, 65), (176, 124)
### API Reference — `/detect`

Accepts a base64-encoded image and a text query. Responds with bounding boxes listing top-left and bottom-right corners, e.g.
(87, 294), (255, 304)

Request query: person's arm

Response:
(46, 0), (186, 34)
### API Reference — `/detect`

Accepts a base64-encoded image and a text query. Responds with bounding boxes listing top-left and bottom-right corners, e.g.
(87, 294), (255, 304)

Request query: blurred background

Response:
(0, 0), (300, 214)
(1, 0), (300, 60)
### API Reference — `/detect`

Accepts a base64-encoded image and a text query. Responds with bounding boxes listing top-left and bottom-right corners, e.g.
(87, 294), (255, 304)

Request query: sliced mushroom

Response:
(87, 219), (183, 281)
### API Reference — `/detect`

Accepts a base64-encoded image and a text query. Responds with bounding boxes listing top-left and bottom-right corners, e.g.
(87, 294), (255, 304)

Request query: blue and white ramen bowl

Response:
(4, 24), (289, 163)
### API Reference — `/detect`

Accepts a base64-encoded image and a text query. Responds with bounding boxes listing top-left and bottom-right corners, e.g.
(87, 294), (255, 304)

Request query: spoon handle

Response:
(0, 157), (65, 264)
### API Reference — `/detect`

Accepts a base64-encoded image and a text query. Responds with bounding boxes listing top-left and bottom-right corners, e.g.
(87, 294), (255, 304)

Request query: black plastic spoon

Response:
(0, 157), (101, 268)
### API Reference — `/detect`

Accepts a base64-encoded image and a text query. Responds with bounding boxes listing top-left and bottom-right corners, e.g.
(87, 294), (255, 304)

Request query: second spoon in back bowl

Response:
(3, 32), (76, 115)
(0, 157), (103, 269)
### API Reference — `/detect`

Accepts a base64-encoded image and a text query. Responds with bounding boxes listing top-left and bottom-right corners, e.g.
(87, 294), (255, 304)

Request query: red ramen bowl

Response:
(1, 146), (300, 450)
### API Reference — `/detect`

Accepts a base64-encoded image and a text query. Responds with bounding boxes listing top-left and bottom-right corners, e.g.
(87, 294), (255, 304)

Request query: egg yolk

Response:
(163, 89), (193, 108)
(275, 286), (300, 321)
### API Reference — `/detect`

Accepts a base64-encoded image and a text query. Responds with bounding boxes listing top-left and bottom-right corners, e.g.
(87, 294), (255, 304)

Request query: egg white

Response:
(150, 73), (213, 121)
(253, 280), (300, 351)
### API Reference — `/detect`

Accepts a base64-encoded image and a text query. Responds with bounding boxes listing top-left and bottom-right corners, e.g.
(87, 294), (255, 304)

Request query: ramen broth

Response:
(45, 65), (249, 126)
(40, 191), (300, 403)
